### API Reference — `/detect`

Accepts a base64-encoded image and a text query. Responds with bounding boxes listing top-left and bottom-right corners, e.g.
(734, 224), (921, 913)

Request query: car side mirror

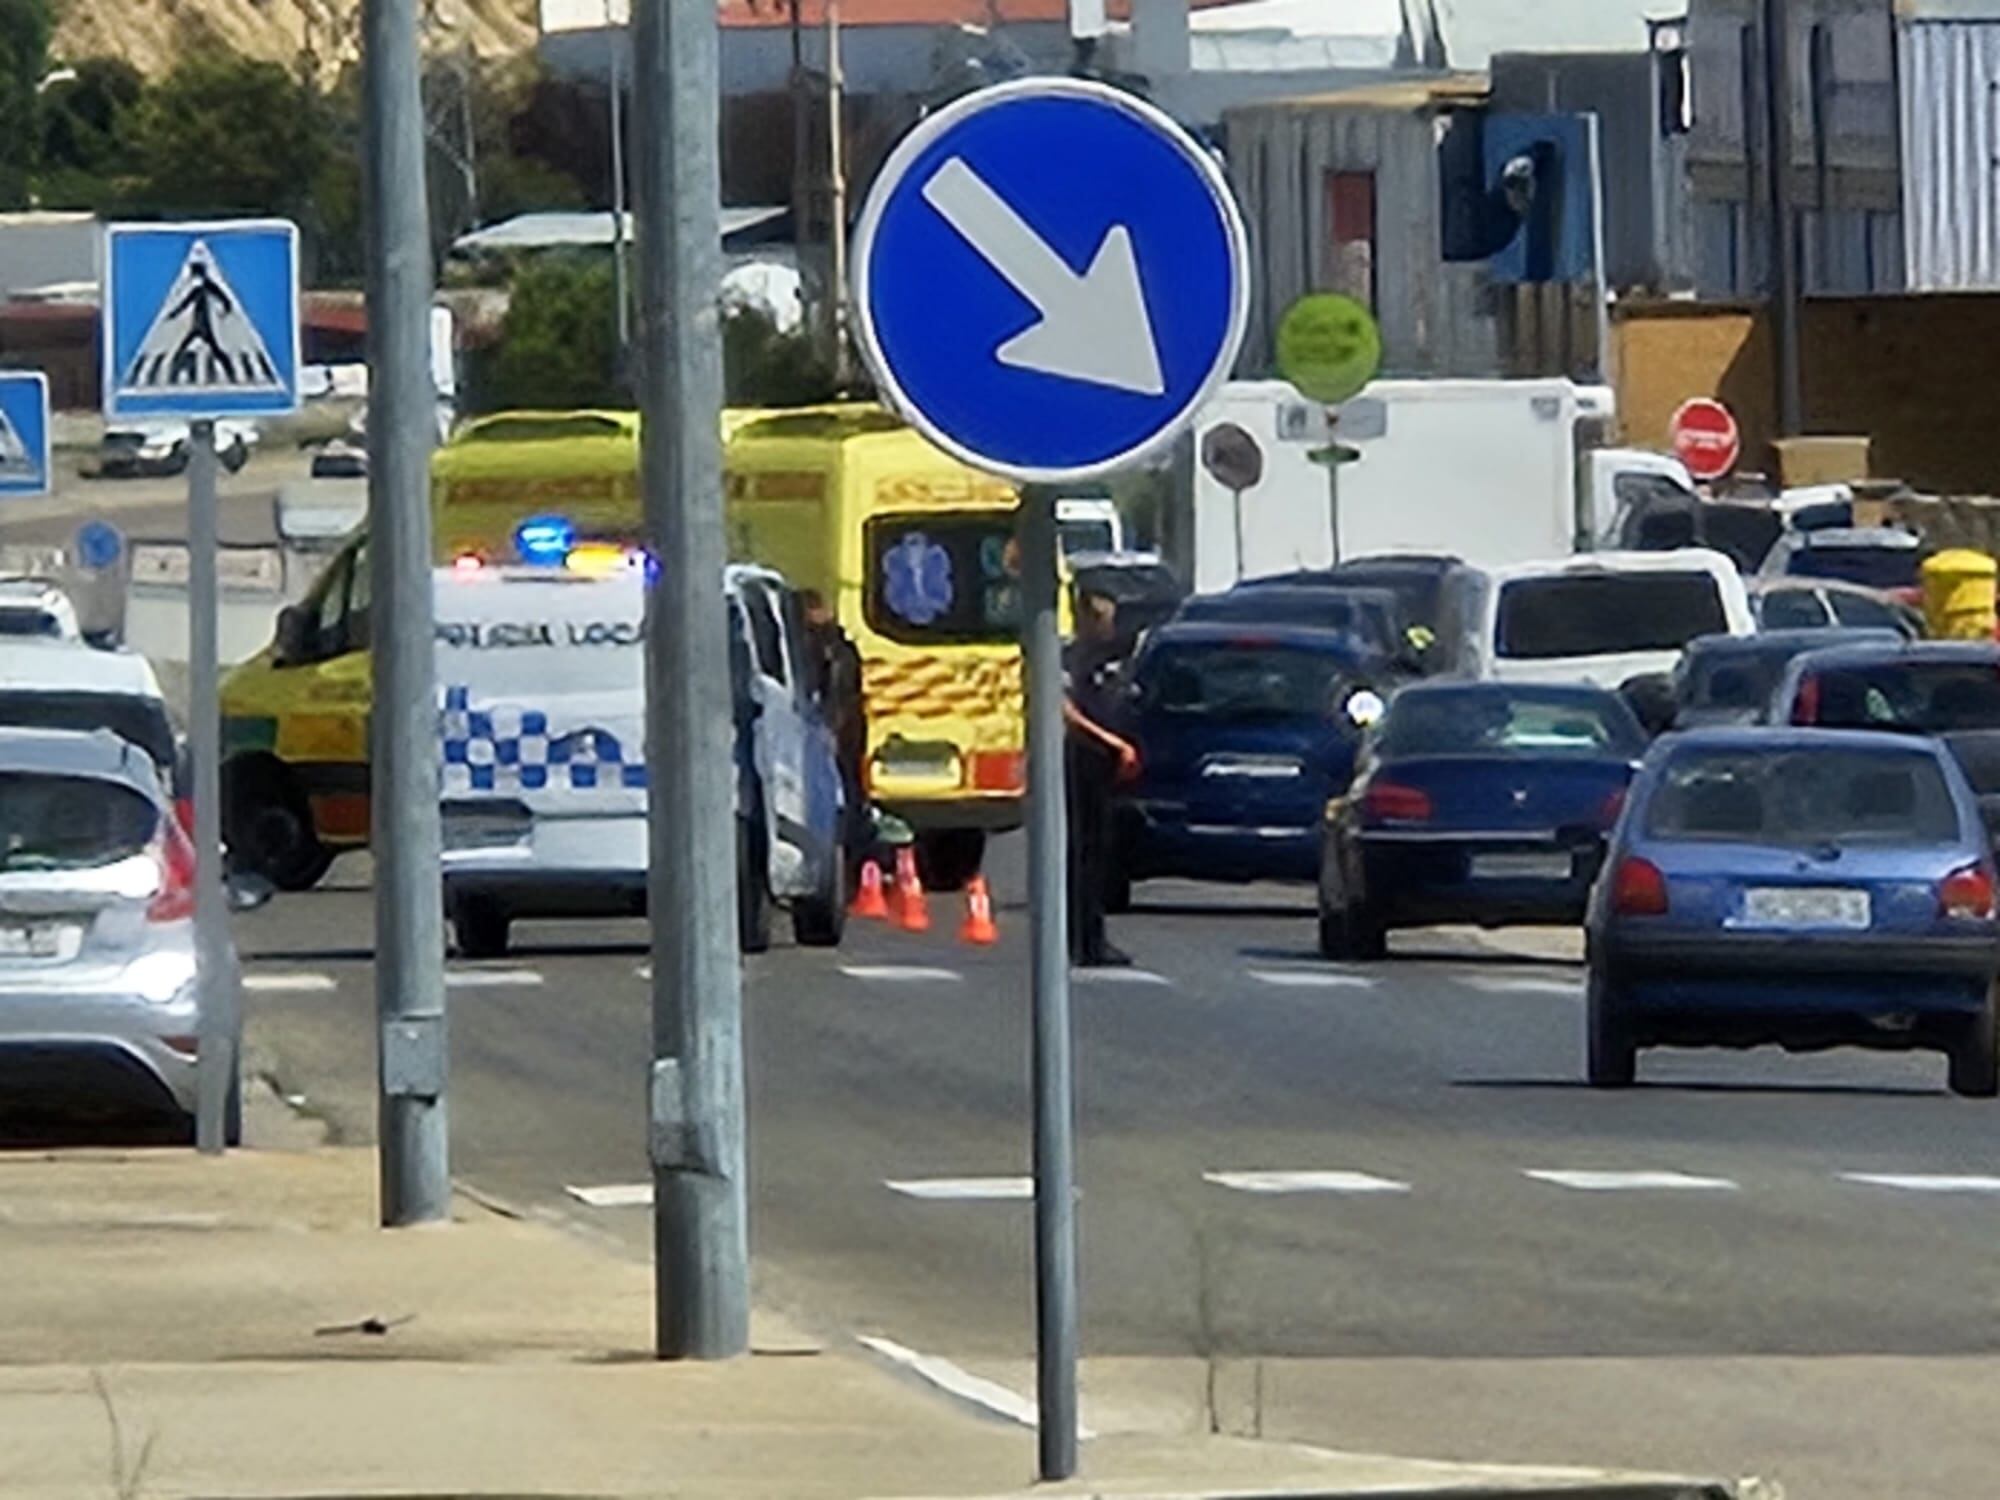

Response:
(274, 605), (312, 666)
(227, 870), (275, 913)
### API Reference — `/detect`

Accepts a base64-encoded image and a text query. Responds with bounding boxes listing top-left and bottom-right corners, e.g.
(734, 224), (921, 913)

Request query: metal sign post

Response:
(102, 218), (301, 1157)
(849, 79), (1249, 1478)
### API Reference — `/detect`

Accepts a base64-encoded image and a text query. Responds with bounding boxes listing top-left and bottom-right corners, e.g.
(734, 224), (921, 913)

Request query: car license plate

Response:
(1741, 887), (1871, 929)
(1470, 852), (1572, 880)
(0, 922), (74, 959)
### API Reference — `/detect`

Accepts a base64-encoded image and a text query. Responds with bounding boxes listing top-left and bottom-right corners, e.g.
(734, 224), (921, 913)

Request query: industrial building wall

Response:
(1901, 20), (2000, 289)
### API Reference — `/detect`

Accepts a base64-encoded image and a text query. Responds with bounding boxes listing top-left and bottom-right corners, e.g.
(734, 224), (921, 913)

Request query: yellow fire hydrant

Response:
(1922, 550), (1999, 640)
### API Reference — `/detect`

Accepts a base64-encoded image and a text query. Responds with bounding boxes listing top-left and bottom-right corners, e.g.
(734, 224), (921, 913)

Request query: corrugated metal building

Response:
(1900, 1), (2000, 289)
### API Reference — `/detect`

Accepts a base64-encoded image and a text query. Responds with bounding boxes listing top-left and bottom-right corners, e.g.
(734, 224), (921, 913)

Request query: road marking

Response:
(1072, 967), (1170, 986)
(241, 972), (337, 994)
(1249, 969), (1376, 990)
(840, 965), (965, 983)
(444, 967), (544, 989)
(858, 1334), (1096, 1437)
(1204, 1170), (1410, 1195)
(565, 1183), (653, 1209)
(885, 1176), (1034, 1201)
(1841, 1173), (2000, 1193)
(1464, 974), (1583, 996)
(1526, 1170), (1738, 1192)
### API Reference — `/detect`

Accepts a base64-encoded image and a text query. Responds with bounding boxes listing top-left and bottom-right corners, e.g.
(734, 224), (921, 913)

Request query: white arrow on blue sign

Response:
(0, 370), (51, 498)
(103, 219), (301, 421)
(852, 79), (1249, 483)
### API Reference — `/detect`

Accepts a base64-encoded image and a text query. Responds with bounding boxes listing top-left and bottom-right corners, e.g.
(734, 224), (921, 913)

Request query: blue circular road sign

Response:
(853, 79), (1249, 483)
(75, 519), (124, 571)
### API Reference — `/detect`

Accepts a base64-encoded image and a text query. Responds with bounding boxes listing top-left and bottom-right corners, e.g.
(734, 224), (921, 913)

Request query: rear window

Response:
(0, 691), (175, 771)
(0, 772), (157, 872)
(1789, 546), (1921, 591)
(864, 513), (1019, 646)
(1496, 572), (1727, 659)
(1756, 589), (1831, 630)
(1141, 644), (1354, 722)
(1380, 689), (1642, 758)
(1797, 660), (2000, 733)
(1647, 747), (1961, 845)
(1334, 571), (1444, 633)
(1681, 646), (1802, 712)
(0, 609), (62, 639)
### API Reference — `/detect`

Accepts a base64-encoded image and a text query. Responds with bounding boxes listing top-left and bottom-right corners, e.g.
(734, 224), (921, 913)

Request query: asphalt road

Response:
(231, 840), (2000, 1498)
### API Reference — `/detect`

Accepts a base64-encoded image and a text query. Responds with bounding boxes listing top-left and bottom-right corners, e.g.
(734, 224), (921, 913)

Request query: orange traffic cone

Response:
(960, 875), (999, 946)
(893, 845), (931, 933)
(851, 858), (890, 920)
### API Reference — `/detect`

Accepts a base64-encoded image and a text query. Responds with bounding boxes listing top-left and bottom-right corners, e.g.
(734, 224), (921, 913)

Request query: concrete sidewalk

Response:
(0, 1091), (1764, 1500)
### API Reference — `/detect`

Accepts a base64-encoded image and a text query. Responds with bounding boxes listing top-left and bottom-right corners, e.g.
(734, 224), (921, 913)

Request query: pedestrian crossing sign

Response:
(103, 219), (300, 420)
(0, 370), (51, 498)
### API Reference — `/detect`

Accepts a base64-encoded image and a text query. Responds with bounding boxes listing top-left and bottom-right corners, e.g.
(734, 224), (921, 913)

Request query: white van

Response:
(1458, 549), (1755, 689)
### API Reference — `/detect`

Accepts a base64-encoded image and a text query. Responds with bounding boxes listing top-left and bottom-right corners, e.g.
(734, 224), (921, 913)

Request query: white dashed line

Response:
(241, 972), (337, 994)
(444, 968), (545, 989)
(857, 1335), (1094, 1436)
(885, 1176), (1034, 1201)
(1526, 1170), (1738, 1192)
(1249, 969), (1376, 990)
(1073, 967), (1170, 985)
(1840, 1174), (2000, 1193)
(1204, 1170), (1410, 1195)
(1463, 974), (1583, 997)
(839, 965), (965, 983)
(565, 1182), (654, 1208)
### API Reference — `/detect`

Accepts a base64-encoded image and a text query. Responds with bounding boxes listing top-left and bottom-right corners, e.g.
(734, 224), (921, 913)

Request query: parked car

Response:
(100, 420), (256, 478)
(1110, 623), (1381, 904)
(1760, 526), (1924, 595)
(0, 728), (251, 1140)
(1321, 554), (1478, 670)
(1670, 629), (1903, 730)
(1749, 576), (1922, 637)
(1176, 584), (1414, 676)
(0, 578), (81, 641)
(1586, 728), (2000, 1096)
(1069, 555), (1185, 659)
(1318, 682), (1645, 959)
(309, 440), (367, 479)
(0, 641), (179, 800)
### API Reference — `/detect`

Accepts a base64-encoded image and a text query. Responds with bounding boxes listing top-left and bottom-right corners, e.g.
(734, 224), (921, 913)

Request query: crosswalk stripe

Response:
(444, 967), (544, 989)
(1205, 1170), (1410, 1195)
(242, 972), (337, 994)
(566, 1183), (653, 1208)
(1526, 1170), (1737, 1192)
(1073, 968), (1170, 985)
(885, 1176), (1033, 1201)
(1840, 1173), (2000, 1193)
(840, 965), (965, 983)
(1463, 974), (1583, 996)
(1249, 969), (1376, 990)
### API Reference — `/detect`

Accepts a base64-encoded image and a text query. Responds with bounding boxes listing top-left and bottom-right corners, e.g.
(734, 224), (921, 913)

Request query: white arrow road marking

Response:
(1526, 1170), (1738, 1192)
(885, 1176), (1034, 1201)
(1205, 1170), (1411, 1195)
(921, 156), (1165, 397)
(1841, 1174), (2000, 1193)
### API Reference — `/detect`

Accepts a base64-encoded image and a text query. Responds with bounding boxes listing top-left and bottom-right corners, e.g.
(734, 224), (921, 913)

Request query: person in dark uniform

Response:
(801, 589), (870, 854)
(1065, 587), (1139, 967)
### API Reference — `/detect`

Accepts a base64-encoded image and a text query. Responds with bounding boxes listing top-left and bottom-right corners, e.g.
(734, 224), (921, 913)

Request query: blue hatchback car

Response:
(1587, 728), (2000, 1095)
(1110, 623), (1379, 903)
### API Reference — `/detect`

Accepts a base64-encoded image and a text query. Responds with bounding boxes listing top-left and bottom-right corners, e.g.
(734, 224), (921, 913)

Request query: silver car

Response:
(0, 728), (240, 1141)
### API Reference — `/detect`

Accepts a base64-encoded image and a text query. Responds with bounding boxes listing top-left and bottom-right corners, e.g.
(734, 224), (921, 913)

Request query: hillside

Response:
(53, 0), (540, 77)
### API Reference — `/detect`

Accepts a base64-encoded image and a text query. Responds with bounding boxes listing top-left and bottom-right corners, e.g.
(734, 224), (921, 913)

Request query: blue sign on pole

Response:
(0, 370), (51, 498)
(103, 219), (301, 421)
(75, 519), (124, 572)
(852, 79), (1249, 483)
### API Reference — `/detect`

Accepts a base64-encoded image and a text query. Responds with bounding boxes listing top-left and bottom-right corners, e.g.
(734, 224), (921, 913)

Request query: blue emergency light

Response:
(514, 515), (576, 566)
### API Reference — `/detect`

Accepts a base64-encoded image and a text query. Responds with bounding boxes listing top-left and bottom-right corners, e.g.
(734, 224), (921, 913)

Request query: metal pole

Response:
(633, 0), (749, 1360)
(608, 0), (631, 351)
(1584, 113), (1614, 391)
(364, 0), (450, 1226)
(188, 421), (232, 1156)
(1021, 487), (1078, 1480)
(826, 0), (852, 387)
(1762, 0), (1803, 436)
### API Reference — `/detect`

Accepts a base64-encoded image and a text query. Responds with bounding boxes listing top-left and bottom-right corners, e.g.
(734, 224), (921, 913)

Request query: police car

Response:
(435, 542), (848, 957)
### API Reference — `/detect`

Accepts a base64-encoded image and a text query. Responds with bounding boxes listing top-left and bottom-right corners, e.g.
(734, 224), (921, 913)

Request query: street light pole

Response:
(825, 0), (852, 387)
(631, 0), (750, 1360)
(608, 0), (631, 352)
(1762, 0), (1803, 437)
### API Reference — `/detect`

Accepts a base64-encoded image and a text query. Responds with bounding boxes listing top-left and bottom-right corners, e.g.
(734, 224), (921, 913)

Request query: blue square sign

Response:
(0, 370), (51, 498)
(103, 219), (301, 420)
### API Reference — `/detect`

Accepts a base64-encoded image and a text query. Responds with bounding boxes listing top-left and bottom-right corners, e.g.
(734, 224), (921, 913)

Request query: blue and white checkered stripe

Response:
(439, 685), (648, 793)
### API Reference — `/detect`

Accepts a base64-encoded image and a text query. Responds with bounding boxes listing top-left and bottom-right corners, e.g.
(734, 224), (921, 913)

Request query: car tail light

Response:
(1791, 675), (1821, 725)
(174, 797), (194, 838)
(148, 821), (198, 924)
(1361, 780), (1432, 823)
(1940, 862), (1996, 920)
(1598, 787), (1627, 828)
(967, 750), (1025, 793)
(1611, 856), (1669, 916)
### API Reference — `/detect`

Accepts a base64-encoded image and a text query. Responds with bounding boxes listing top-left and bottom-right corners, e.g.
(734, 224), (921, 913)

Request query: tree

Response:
(0, 0), (52, 207)
(477, 256), (622, 412)
(36, 56), (143, 209)
(124, 53), (330, 224)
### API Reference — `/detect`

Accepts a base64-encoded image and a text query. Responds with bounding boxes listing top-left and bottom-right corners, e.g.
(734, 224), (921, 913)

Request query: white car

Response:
(1461, 549), (1755, 690)
(1758, 525), (1924, 595)
(0, 578), (81, 641)
(0, 641), (178, 795)
(100, 420), (258, 478)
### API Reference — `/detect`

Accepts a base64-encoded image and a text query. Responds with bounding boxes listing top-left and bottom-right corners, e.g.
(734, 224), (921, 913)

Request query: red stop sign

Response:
(1669, 397), (1741, 481)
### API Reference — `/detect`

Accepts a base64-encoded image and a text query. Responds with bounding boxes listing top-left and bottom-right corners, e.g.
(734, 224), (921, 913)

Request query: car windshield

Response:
(1180, 592), (1395, 654)
(1141, 643), (1354, 722)
(863, 513), (1019, 646)
(0, 771), (157, 872)
(1798, 660), (2000, 733)
(1496, 573), (1727, 659)
(0, 691), (175, 772)
(1647, 746), (1961, 845)
(1789, 545), (1921, 591)
(0, 609), (63, 638)
(1379, 689), (1643, 758)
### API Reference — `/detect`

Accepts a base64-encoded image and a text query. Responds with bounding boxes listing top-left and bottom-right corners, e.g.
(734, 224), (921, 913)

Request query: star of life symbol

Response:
(117, 239), (283, 395)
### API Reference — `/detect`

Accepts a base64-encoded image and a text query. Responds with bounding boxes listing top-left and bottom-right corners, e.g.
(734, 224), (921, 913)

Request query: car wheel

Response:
(791, 845), (847, 948)
(916, 829), (986, 893)
(1949, 992), (1999, 1099)
(737, 816), (773, 955)
(1586, 969), (1637, 1088)
(224, 761), (335, 892)
(453, 895), (510, 959)
(221, 440), (249, 473)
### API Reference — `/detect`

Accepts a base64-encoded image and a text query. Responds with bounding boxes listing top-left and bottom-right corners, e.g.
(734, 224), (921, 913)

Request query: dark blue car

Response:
(1110, 623), (1379, 903)
(1586, 729), (2000, 1095)
(1319, 683), (1645, 959)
